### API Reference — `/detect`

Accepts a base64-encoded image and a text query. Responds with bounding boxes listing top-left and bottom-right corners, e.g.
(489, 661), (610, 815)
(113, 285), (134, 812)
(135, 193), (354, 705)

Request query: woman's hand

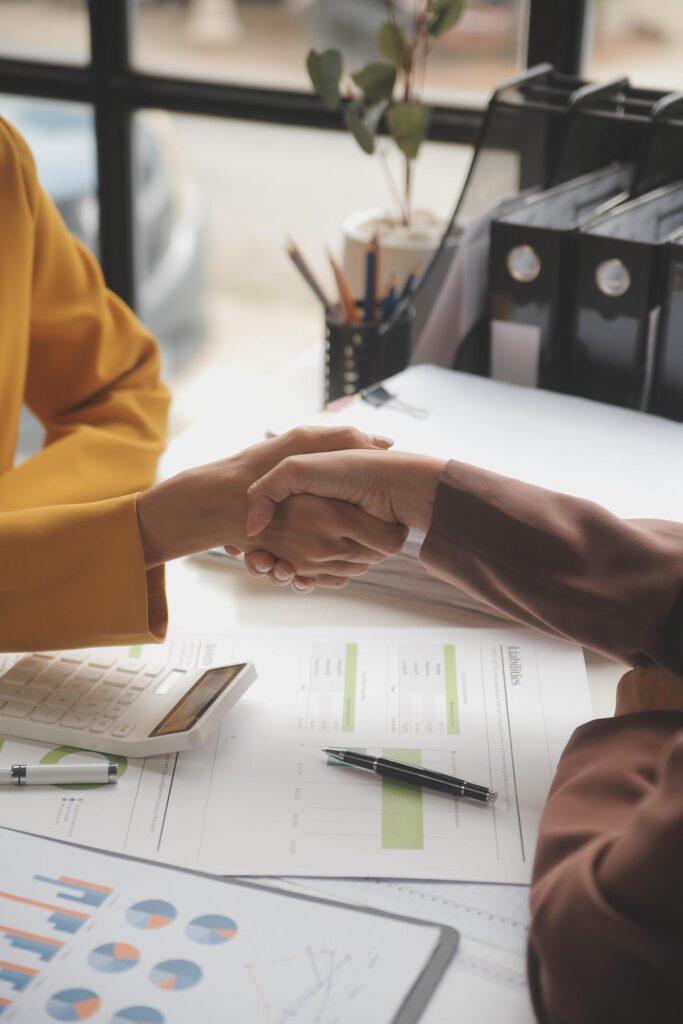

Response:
(135, 426), (400, 571)
(615, 665), (683, 715)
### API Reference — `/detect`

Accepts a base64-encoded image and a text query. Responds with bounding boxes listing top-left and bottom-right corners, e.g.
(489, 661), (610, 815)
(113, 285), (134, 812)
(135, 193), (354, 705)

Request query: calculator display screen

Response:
(150, 664), (246, 736)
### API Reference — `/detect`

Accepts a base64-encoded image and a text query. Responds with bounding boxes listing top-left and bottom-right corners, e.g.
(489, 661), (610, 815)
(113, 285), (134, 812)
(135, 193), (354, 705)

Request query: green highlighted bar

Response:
(444, 644), (460, 734)
(128, 645), (142, 658)
(381, 748), (424, 850)
(342, 643), (357, 732)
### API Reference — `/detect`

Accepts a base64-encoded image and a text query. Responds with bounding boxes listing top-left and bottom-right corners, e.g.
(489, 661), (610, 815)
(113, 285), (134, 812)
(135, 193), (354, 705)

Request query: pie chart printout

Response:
(186, 913), (238, 945)
(126, 900), (177, 930)
(150, 959), (202, 992)
(111, 1009), (165, 1024)
(88, 942), (140, 973)
(46, 988), (101, 1021)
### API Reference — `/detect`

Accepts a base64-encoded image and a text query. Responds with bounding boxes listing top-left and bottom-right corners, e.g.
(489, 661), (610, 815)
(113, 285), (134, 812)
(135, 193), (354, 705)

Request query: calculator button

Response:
(143, 663), (165, 678)
(4, 664), (39, 684)
(90, 716), (113, 734)
(59, 710), (94, 730)
(106, 702), (130, 718)
(21, 656), (49, 674)
(0, 683), (29, 699)
(30, 705), (64, 724)
(2, 700), (36, 718)
(88, 654), (116, 669)
(73, 666), (104, 683)
(44, 691), (79, 710)
(21, 684), (50, 702)
(110, 721), (135, 738)
(104, 670), (133, 688)
(39, 664), (74, 685)
(94, 685), (119, 703)
(116, 691), (140, 706)
(75, 697), (108, 715)
(116, 659), (143, 674)
(61, 650), (90, 664)
(61, 679), (92, 696)
(130, 676), (151, 692)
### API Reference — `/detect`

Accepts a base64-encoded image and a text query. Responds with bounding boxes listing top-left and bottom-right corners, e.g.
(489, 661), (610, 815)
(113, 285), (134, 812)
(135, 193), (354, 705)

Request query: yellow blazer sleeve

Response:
(0, 118), (170, 512)
(0, 496), (167, 652)
(0, 119), (169, 651)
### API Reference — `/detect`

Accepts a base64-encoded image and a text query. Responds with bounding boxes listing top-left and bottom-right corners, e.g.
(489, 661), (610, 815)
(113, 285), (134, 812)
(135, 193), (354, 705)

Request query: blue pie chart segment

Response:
(88, 942), (140, 973)
(186, 913), (238, 945)
(46, 988), (101, 1021)
(111, 1009), (165, 1024)
(150, 959), (202, 992)
(126, 899), (177, 930)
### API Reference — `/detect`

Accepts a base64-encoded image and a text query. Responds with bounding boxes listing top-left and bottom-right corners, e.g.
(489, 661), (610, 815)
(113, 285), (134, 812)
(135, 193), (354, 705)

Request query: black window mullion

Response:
(526, 0), (589, 75)
(88, 0), (136, 308)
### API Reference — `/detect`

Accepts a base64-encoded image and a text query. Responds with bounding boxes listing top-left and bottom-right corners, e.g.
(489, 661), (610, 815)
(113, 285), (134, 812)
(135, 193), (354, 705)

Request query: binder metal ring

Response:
(507, 245), (541, 283)
(595, 258), (631, 297)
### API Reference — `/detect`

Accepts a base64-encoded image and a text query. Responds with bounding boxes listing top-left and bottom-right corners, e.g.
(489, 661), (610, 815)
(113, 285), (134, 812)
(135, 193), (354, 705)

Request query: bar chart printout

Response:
(0, 828), (452, 1023)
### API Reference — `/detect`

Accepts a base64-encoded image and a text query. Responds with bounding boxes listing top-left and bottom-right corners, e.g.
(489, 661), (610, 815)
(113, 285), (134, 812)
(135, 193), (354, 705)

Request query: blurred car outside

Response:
(2, 97), (207, 458)
(3, 97), (207, 376)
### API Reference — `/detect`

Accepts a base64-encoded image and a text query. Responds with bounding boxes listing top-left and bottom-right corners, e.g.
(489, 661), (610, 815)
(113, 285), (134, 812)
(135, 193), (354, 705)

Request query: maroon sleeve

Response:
(419, 460), (683, 672)
(528, 709), (683, 1024)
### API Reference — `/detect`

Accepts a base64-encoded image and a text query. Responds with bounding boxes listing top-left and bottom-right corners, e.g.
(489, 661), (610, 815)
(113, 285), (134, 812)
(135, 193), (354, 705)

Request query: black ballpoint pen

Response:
(323, 749), (496, 803)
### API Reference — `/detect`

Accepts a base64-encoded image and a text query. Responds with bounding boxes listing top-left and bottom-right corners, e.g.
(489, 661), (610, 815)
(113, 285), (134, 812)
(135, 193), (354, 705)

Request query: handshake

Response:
(136, 427), (447, 592)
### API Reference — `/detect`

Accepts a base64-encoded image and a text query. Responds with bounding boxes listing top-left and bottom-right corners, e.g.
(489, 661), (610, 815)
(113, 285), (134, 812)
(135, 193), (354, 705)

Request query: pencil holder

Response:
(324, 305), (414, 403)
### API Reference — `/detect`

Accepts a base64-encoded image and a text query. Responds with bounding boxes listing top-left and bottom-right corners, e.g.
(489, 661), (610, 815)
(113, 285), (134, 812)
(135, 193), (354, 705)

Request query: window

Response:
(586, 0), (683, 91)
(0, 0), (89, 64)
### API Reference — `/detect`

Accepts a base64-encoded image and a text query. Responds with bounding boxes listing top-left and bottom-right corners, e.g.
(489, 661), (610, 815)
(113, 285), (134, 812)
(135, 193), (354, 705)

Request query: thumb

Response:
(246, 452), (349, 536)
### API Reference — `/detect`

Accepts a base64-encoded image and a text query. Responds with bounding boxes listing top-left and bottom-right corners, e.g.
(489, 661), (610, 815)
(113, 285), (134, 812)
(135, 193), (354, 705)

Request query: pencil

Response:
(286, 238), (336, 317)
(327, 249), (360, 323)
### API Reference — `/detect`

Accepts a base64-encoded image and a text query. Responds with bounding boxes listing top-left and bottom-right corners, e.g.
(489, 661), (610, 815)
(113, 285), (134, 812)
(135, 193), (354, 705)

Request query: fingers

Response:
(244, 551), (276, 576)
(275, 425), (394, 459)
(246, 452), (353, 536)
(341, 507), (408, 557)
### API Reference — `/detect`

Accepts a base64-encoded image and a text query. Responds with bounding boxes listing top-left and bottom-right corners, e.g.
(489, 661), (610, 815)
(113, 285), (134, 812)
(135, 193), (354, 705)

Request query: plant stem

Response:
(379, 143), (409, 224)
(405, 154), (413, 226)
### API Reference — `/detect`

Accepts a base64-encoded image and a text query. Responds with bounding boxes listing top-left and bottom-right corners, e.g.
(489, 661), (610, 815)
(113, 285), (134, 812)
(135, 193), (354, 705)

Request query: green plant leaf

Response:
(386, 102), (432, 159)
(427, 0), (466, 37)
(344, 101), (376, 154)
(351, 62), (397, 102)
(306, 48), (343, 109)
(377, 21), (411, 71)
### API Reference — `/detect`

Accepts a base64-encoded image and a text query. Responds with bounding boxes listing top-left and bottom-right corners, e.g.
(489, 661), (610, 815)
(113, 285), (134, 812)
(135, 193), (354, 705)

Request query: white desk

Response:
(166, 342), (625, 720)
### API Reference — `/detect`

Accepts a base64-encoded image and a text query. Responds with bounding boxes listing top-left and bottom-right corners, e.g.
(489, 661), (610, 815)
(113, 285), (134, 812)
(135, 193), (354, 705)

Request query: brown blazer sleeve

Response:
(528, 706), (683, 1024)
(419, 460), (683, 672)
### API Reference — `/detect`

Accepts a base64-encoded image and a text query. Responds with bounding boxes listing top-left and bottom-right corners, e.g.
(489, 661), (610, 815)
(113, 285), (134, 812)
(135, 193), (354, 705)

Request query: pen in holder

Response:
(324, 304), (414, 403)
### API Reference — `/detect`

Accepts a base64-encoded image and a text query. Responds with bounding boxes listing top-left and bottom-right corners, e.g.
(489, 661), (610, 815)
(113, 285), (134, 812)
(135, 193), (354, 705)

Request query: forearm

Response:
(420, 460), (683, 671)
(528, 715), (683, 1024)
(0, 496), (166, 651)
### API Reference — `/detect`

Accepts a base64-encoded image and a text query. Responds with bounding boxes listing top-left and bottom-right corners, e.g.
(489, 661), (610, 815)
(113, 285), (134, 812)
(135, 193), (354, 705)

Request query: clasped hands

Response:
(136, 425), (446, 593)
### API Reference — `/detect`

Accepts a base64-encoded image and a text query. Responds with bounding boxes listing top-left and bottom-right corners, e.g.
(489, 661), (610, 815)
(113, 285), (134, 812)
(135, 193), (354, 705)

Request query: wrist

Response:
(391, 454), (447, 532)
(136, 462), (248, 568)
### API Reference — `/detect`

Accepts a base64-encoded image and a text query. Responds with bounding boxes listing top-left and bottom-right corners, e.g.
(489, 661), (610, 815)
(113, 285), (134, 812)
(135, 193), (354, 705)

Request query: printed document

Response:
(0, 828), (449, 1024)
(0, 627), (591, 881)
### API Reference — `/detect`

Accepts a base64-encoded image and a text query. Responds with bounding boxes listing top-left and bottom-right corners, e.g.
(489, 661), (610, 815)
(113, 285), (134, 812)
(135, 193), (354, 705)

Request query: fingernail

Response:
(293, 579), (312, 592)
(273, 567), (293, 582)
(371, 435), (394, 448)
(253, 559), (271, 574)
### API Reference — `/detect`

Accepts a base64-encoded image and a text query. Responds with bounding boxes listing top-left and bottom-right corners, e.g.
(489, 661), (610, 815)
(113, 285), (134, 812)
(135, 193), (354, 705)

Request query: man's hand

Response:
(615, 665), (683, 716)
(239, 449), (446, 591)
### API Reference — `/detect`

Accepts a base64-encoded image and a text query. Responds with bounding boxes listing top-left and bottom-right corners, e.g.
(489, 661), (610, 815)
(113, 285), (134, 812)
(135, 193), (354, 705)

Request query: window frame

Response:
(0, 0), (593, 307)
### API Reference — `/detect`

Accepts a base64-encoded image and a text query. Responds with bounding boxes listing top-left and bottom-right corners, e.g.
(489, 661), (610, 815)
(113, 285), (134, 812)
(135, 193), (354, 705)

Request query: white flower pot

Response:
(341, 207), (455, 299)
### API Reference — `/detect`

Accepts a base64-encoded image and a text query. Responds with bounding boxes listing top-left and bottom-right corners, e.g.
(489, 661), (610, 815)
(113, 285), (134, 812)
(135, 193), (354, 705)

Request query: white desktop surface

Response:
(166, 343), (625, 721)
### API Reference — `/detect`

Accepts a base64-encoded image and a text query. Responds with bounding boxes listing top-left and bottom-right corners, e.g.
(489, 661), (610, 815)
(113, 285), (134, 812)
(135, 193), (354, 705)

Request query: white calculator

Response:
(0, 650), (257, 756)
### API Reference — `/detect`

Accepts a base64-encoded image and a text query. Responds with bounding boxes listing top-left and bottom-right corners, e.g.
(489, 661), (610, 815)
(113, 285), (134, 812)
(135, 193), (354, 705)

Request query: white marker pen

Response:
(0, 763), (118, 786)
